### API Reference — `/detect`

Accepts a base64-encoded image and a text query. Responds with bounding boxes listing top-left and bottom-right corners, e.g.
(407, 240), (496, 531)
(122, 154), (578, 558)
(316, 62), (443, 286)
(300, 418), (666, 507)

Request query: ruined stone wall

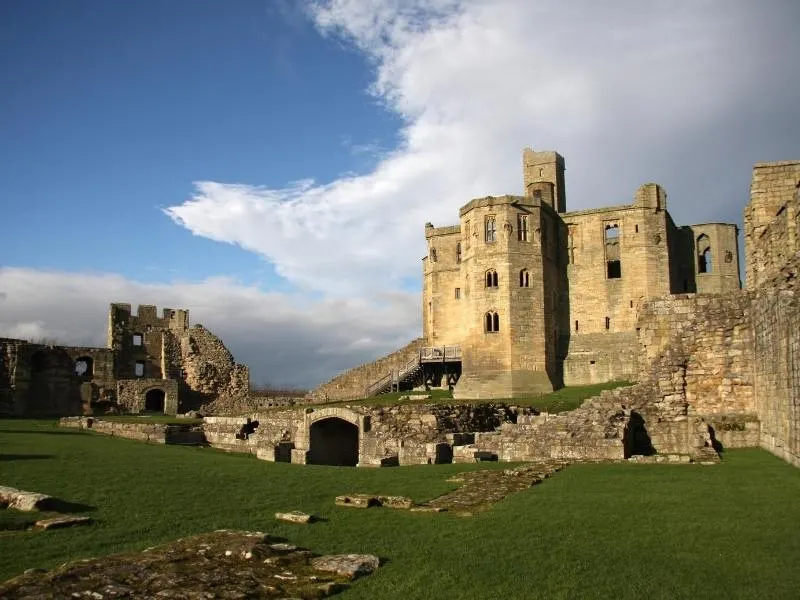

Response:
(117, 379), (179, 414)
(60, 416), (205, 445)
(751, 256), (800, 466)
(176, 324), (251, 414)
(744, 161), (800, 287)
(637, 293), (754, 416)
(688, 223), (742, 294)
(562, 184), (672, 338)
(562, 332), (638, 385)
(305, 338), (425, 402)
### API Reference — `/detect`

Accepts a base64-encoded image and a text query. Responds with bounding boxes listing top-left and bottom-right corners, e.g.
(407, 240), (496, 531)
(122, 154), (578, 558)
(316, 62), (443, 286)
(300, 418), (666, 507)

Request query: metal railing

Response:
(365, 346), (462, 396)
(419, 345), (462, 362)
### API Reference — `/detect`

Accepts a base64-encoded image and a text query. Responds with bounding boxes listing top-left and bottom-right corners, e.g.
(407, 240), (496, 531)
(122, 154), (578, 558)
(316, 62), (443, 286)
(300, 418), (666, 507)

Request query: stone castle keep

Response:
(423, 149), (741, 398)
(0, 303), (250, 416)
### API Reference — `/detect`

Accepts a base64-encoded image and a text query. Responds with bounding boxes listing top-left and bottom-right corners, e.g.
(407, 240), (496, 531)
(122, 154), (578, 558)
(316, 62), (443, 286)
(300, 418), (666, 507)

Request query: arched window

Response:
(485, 311), (500, 333)
(456, 242), (462, 263)
(519, 269), (530, 287)
(697, 234), (712, 273)
(485, 217), (497, 243)
(485, 269), (498, 288)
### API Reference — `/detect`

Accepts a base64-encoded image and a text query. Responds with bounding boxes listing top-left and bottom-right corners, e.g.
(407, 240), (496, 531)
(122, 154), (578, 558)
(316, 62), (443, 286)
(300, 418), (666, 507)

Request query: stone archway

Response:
(308, 418), (359, 466)
(144, 388), (166, 413)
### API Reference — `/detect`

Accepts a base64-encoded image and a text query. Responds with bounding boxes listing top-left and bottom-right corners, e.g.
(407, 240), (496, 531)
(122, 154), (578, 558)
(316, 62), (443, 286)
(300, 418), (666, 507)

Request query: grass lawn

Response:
(325, 380), (633, 412)
(1, 419), (800, 599)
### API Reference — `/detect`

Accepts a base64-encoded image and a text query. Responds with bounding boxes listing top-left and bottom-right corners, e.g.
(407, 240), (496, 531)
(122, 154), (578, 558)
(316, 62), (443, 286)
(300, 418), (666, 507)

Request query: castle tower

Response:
(523, 149), (567, 214)
(451, 194), (564, 399)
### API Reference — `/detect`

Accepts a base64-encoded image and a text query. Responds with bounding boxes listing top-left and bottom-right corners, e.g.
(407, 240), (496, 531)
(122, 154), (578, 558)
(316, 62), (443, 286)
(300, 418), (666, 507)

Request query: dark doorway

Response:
(144, 388), (166, 413)
(308, 418), (359, 466)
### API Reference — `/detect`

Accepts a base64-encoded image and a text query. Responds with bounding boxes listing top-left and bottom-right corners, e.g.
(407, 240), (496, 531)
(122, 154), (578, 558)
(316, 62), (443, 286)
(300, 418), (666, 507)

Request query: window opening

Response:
(485, 217), (497, 243)
(485, 270), (498, 288)
(519, 269), (529, 287)
(575, 320), (579, 332)
(605, 317), (610, 330)
(517, 214), (529, 241)
(607, 260), (622, 278)
(132, 333), (143, 346)
(75, 357), (93, 378)
(454, 287), (461, 299)
(456, 242), (462, 263)
(485, 311), (500, 333)
(697, 234), (712, 273)
(135, 361), (145, 377)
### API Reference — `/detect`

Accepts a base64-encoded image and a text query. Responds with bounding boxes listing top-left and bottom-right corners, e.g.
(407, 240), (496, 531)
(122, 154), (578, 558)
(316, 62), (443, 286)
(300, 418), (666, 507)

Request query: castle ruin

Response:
(0, 303), (250, 416)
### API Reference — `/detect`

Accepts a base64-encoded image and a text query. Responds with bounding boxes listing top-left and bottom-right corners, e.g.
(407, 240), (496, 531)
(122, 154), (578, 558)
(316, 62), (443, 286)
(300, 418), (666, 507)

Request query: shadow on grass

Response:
(41, 499), (97, 514)
(0, 454), (56, 462)
(0, 429), (83, 436)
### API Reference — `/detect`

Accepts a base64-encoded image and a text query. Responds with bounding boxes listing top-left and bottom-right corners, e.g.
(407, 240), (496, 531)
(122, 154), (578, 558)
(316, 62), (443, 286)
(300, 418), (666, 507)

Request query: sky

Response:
(1, 0), (799, 389)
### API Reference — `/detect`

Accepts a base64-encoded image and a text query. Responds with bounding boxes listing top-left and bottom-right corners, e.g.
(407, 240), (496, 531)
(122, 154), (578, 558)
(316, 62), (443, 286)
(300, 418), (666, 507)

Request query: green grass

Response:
(325, 380), (633, 412)
(2, 419), (800, 599)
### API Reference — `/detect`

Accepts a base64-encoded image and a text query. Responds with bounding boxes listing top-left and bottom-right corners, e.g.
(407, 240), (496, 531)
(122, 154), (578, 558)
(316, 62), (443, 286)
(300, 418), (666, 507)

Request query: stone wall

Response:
(744, 161), (800, 287)
(305, 338), (425, 402)
(60, 416), (205, 445)
(117, 379), (179, 414)
(176, 324), (251, 414)
(562, 331), (638, 385)
(751, 255), (800, 466)
(637, 293), (755, 416)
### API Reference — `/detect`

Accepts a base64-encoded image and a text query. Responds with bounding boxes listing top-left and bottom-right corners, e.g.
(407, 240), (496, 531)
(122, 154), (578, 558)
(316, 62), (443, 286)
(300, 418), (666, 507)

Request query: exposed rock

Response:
(376, 495), (414, 509)
(35, 515), (93, 530)
(275, 511), (314, 524)
(0, 486), (54, 512)
(334, 494), (380, 509)
(0, 530), (377, 599)
(310, 554), (381, 580)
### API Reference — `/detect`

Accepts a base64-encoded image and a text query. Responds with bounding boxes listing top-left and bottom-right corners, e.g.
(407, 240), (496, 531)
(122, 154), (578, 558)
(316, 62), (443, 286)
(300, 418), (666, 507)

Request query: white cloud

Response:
(0, 267), (419, 388)
(165, 0), (800, 297)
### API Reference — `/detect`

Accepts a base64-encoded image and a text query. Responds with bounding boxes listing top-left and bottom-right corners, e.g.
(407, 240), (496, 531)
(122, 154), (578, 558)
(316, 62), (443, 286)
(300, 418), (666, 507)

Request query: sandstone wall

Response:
(751, 256), (800, 466)
(562, 331), (638, 385)
(60, 416), (205, 445)
(637, 293), (755, 416)
(744, 161), (800, 287)
(305, 338), (425, 402)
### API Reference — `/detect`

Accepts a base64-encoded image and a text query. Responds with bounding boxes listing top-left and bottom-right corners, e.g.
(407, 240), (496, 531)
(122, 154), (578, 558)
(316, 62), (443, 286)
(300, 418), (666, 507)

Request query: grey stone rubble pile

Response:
(427, 461), (569, 515)
(0, 530), (379, 599)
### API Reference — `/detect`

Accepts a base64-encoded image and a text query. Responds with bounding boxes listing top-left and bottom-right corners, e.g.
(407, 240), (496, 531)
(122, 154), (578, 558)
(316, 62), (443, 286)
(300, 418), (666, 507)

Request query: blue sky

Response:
(1, 0), (799, 387)
(1, 0), (398, 283)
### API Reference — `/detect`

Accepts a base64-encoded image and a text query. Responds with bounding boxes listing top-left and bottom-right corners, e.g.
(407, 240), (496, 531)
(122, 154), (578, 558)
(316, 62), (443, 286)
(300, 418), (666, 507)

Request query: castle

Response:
(423, 149), (741, 398)
(0, 303), (250, 416)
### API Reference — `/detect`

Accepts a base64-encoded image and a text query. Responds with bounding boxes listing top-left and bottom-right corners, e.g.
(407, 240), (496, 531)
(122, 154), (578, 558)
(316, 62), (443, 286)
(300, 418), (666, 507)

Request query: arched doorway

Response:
(308, 418), (359, 466)
(144, 388), (166, 413)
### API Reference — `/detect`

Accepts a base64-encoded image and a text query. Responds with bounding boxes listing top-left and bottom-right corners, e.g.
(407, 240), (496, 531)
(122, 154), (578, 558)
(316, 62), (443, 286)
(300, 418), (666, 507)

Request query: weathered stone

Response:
(376, 495), (414, 509)
(275, 511), (314, 524)
(334, 495), (379, 509)
(0, 530), (371, 599)
(0, 486), (53, 512)
(310, 554), (380, 580)
(35, 516), (93, 530)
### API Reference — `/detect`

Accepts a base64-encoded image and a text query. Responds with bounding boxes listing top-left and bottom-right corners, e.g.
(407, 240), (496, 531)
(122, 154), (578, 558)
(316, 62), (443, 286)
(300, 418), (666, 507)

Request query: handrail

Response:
(366, 345), (462, 396)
